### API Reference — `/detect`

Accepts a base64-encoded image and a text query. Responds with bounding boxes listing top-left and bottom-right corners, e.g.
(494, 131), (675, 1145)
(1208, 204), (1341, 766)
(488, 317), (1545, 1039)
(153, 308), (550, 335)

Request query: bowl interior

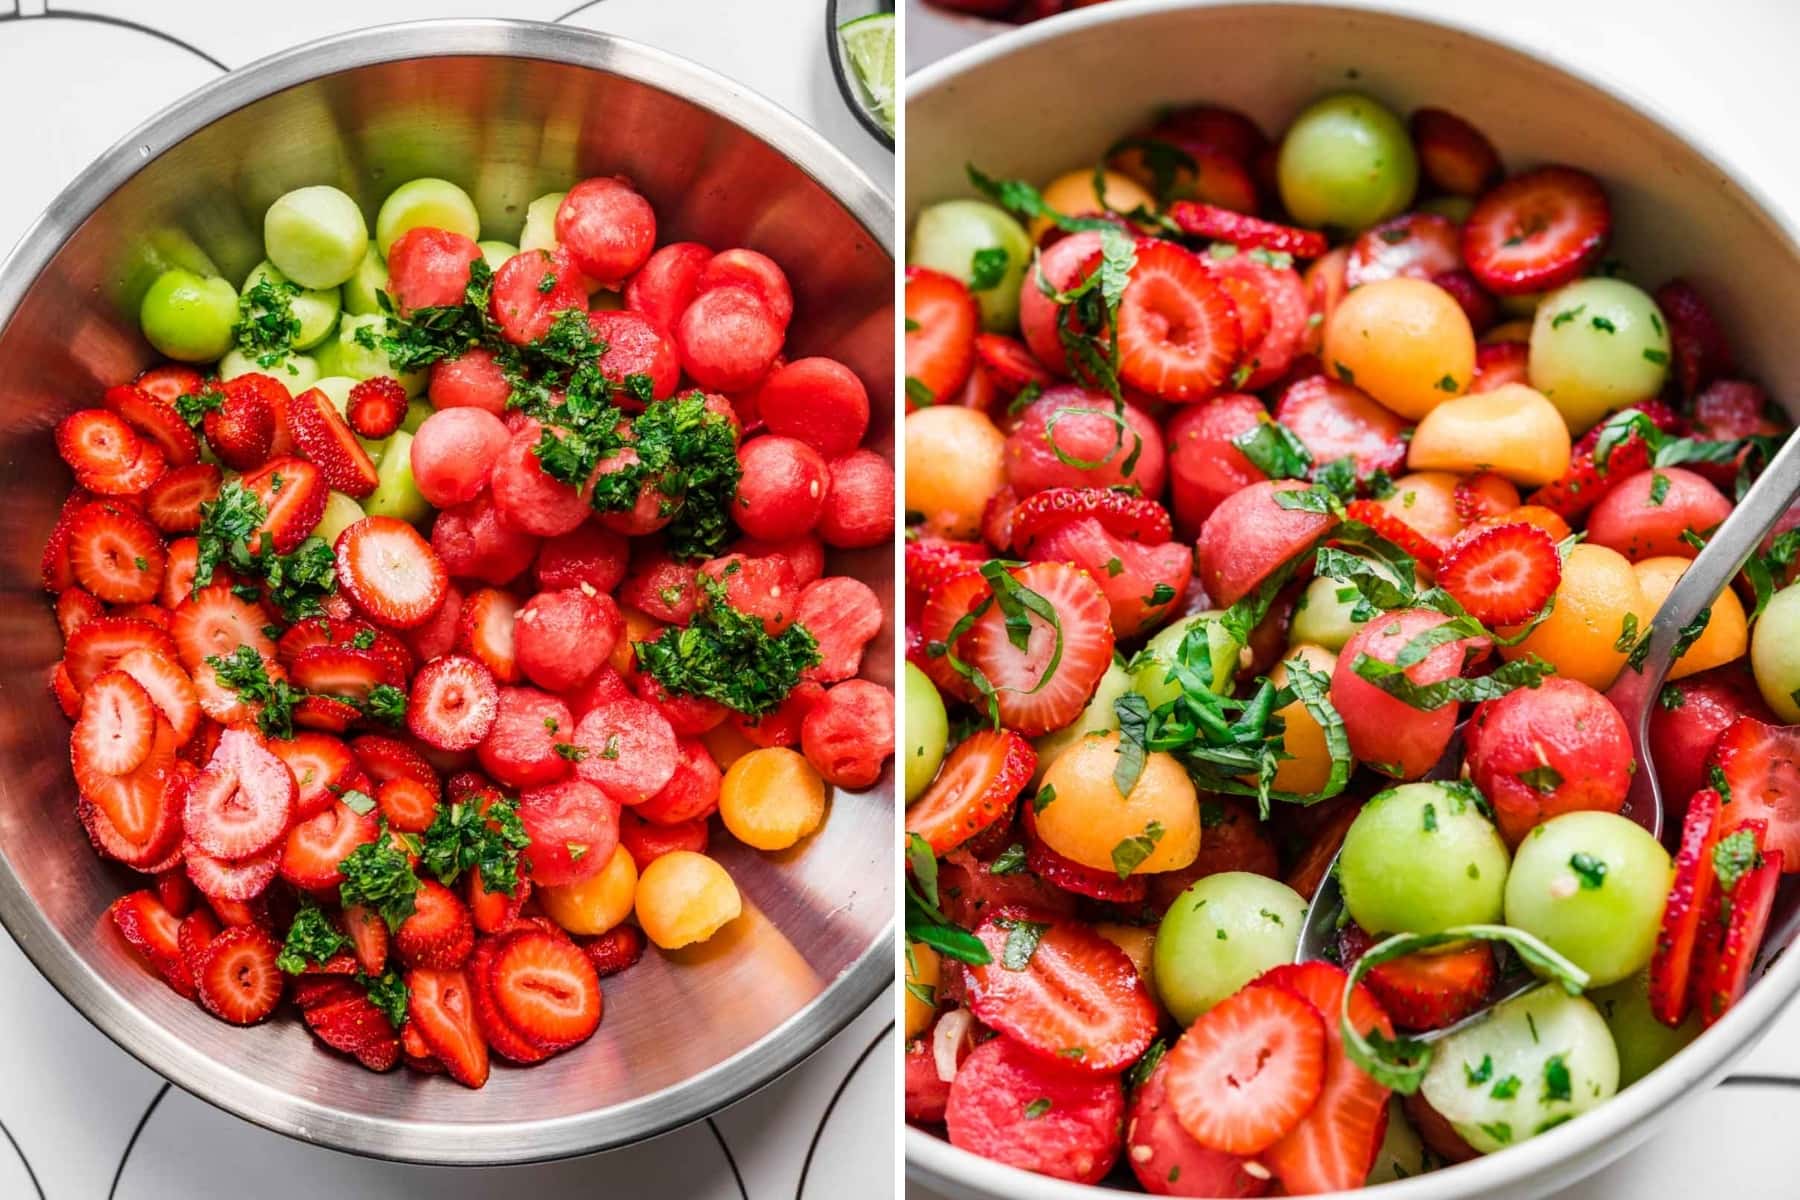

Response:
(0, 26), (893, 1163)
(908, 2), (1800, 1196)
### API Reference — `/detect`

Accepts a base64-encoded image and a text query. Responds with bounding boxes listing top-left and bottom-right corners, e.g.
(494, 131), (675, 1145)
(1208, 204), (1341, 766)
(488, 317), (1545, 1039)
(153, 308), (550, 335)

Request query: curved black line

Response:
(34, 4), (230, 71)
(1719, 1073), (1800, 1091)
(0, 1118), (46, 1200)
(795, 1020), (895, 1200)
(552, 0), (610, 23)
(108, 1082), (169, 1200)
(705, 1117), (750, 1200)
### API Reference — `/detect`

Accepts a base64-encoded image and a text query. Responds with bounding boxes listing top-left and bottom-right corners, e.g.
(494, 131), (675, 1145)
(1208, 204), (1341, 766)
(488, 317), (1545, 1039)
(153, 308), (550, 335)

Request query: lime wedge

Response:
(838, 12), (895, 137)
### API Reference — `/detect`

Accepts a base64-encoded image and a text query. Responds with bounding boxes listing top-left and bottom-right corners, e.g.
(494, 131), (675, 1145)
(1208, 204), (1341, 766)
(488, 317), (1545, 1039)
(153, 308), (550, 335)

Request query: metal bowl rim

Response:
(0, 16), (894, 1166)
(905, 1), (1800, 1196)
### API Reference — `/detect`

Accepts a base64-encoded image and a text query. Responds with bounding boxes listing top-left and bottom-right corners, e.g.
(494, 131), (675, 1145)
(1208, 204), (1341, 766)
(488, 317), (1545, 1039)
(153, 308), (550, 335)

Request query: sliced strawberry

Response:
(1273, 376), (1408, 480)
(56, 409), (143, 477)
(239, 457), (328, 554)
(104, 383), (202, 467)
(1115, 239), (1243, 402)
(1410, 107), (1502, 196)
(407, 967), (490, 1087)
(73, 670), (158, 776)
(973, 333), (1053, 397)
(193, 924), (283, 1024)
(275, 615), (372, 669)
(905, 266), (979, 407)
(1260, 961), (1395, 1194)
(1529, 400), (1681, 517)
(302, 991), (401, 1070)
(292, 693), (362, 733)
(1165, 982), (1328, 1156)
(50, 661), (82, 719)
(456, 588), (521, 684)
(110, 889), (194, 998)
(467, 937), (552, 1064)
(396, 879), (475, 970)
(1337, 925), (1495, 1031)
(1452, 471), (1521, 524)
(1653, 278), (1734, 399)
(1471, 340), (1530, 395)
(954, 561), (1114, 736)
(581, 924), (645, 978)
(376, 776), (439, 834)
(134, 364), (204, 405)
(407, 654), (500, 751)
(1342, 499), (1443, 569)
(1650, 787), (1723, 1026)
(489, 928), (603, 1052)
(64, 502), (164, 604)
(905, 729), (1034, 855)
(1010, 486), (1174, 551)
(184, 729), (295, 858)
(202, 381), (275, 472)
(1345, 213), (1462, 289)
(1462, 166), (1610, 295)
(336, 517), (447, 629)
(1698, 847), (1783, 1026)
(1431, 269), (1499, 335)
(468, 866), (530, 934)
(1026, 517), (1191, 637)
(155, 866), (194, 918)
(269, 732), (358, 820)
(344, 903), (390, 976)
(904, 537), (987, 608)
(1204, 250), (1307, 389)
(1436, 521), (1560, 626)
(351, 733), (437, 789)
(981, 485), (1020, 553)
(143, 463), (221, 534)
(287, 388), (378, 496)
(346, 377), (407, 439)
(80, 440), (167, 498)
(65, 615), (179, 691)
(170, 585), (275, 672)
(290, 644), (393, 702)
(279, 799), (381, 891)
(185, 840), (280, 902)
(1168, 202), (1329, 258)
(1708, 716), (1800, 869)
(177, 907), (220, 983)
(965, 909), (1157, 1072)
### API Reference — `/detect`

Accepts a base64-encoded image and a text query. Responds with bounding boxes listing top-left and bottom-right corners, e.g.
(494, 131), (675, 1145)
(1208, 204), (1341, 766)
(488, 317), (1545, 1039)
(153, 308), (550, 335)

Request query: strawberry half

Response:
(1529, 400), (1681, 517)
(1168, 202), (1329, 258)
(346, 377), (408, 439)
(185, 841), (280, 902)
(378, 776), (440, 833)
(904, 729), (1035, 854)
(290, 387), (380, 497)
(1164, 982), (1328, 1156)
(193, 924), (284, 1025)
(336, 516), (448, 629)
(202, 382), (275, 472)
(396, 879), (475, 970)
(582, 924), (645, 978)
(905, 537), (986, 609)
(1337, 925), (1495, 1031)
(1462, 166), (1610, 295)
(1010, 487), (1174, 551)
(1205, 249), (1308, 389)
(1708, 716), (1800, 869)
(1345, 213), (1462, 289)
(290, 644), (395, 702)
(239, 457), (328, 555)
(965, 910), (1157, 1073)
(1435, 521), (1560, 626)
(955, 561), (1115, 736)
(407, 966), (491, 1088)
(973, 333), (1053, 398)
(489, 928), (603, 1052)
(1260, 961), (1395, 1194)
(456, 588), (521, 684)
(905, 266), (979, 407)
(1115, 239), (1243, 402)
(73, 670), (158, 777)
(1653, 278), (1735, 399)
(302, 990), (402, 1072)
(65, 502), (164, 605)
(1650, 787), (1723, 1026)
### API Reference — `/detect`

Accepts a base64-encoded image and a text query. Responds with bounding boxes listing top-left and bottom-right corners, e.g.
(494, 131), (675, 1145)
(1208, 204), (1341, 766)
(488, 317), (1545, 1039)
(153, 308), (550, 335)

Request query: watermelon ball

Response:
(410, 408), (510, 508)
(734, 435), (829, 541)
(515, 587), (623, 694)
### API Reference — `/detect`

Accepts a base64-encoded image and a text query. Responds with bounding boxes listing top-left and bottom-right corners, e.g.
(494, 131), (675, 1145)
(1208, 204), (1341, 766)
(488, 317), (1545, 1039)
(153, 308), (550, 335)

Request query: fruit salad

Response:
(46, 171), (896, 1088)
(903, 90), (1798, 1192)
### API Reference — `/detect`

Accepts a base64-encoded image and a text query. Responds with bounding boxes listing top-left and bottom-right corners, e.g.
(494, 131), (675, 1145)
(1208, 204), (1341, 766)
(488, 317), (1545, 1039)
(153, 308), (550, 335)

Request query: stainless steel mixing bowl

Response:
(906, 2), (1800, 1196)
(0, 19), (894, 1165)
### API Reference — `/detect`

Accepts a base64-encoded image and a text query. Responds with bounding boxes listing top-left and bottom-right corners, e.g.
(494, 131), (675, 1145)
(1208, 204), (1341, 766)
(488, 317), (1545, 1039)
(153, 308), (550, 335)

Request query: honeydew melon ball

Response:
(264, 185), (369, 289)
(217, 348), (319, 393)
(519, 191), (565, 253)
(477, 239), (518, 273)
(375, 177), (481, 258)
(1153, 872), (1307, 1024)
(242, 259), (341, 350)
(139, 269), (237, 362)
(1528, 277), (1671, 434)
(1277, 92), (1418, 230)
(362, 429), (430, 524)
(341, 246), (390, 317)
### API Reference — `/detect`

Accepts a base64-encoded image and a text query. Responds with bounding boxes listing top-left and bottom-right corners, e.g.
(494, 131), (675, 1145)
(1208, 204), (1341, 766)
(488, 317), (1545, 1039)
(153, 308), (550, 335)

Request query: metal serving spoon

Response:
(1294, 428), (1800, 1037)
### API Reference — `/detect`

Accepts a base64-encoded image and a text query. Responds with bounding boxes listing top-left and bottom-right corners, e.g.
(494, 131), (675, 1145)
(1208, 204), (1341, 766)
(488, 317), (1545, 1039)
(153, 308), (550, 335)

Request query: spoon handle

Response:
(1610, 429), (1800, 837)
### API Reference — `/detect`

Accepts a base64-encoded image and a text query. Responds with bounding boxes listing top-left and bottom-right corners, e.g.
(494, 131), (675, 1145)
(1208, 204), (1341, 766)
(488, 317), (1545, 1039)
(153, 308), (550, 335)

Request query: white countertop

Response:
(0, 1), (893, 1196)
(904, 0), (1800, 1196)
